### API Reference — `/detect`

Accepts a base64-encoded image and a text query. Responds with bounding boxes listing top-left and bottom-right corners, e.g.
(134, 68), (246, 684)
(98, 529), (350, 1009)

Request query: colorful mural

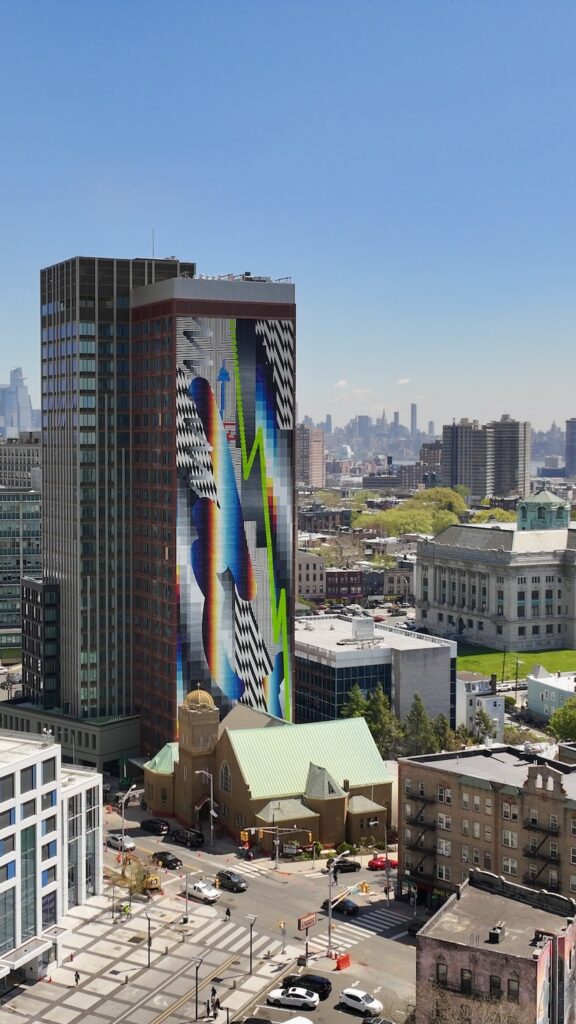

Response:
(175, 316), (294, 720)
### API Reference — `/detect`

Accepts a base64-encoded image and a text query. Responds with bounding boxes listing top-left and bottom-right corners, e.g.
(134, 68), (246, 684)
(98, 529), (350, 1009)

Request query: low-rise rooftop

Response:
(295, 614), (454, 655)
(402, 744), (576, 799)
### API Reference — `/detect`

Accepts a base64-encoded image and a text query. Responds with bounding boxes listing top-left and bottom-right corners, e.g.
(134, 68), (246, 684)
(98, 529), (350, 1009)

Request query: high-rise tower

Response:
(566, 419), (576, 478)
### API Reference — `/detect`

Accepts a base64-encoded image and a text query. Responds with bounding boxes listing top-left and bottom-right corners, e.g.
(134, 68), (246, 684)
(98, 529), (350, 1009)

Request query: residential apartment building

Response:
(416, 868), (576, 1024)
(526, 665), (576, 724)
(296, 424), (325, 488)
(455, 673), (505, 740)
(398, 744), (576, 906)
(297, 505), (352, 532)
(0, 732), (102, 988)
(0, 488), (41, 657)
(295, 614), (456, 724)
(297, 550), (325, 601)
(0, 434), (41, 489)
(325, 568), (363, 602)
(415, 490), (576, 652)
(441, 414), (531, 499)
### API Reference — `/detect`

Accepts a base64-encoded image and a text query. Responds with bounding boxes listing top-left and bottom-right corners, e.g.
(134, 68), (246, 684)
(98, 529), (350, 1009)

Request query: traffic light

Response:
(258, 829), (264, 840)
(307, 832), (313, 843)
(240, 830), (249, 842)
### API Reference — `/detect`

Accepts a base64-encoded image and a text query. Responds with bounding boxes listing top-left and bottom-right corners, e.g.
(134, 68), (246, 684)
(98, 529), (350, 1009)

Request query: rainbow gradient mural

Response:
(175, 315), (294, 720)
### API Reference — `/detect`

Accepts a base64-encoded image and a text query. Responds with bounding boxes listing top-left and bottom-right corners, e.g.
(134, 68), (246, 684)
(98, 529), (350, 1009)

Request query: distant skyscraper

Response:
(296, 424), (325, 488)
(566, 419), (576, 478)
(441, 415), (531, 498)
(0, 368), (33, 438)
(410, 403), (417, 437)
(489, 414), (531, 497)
(325, 413), (332, 435)
(428, 421), (435, 437)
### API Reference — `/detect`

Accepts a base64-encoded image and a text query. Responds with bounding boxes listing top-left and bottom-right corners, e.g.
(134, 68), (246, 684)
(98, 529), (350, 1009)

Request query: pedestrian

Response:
(211, 986), (217, 1000)
(225, 907), (231, 922)
(215, 998), (221, 1013)
(206, 998), (211, 1017)
(74, 970), (80, 987)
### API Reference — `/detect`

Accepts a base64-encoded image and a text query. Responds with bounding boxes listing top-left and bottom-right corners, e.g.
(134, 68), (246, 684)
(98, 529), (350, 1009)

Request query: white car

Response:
(106, 833), (135, 851)
(189, 880), (221, 904)
(339, 989), (384, 1015)
(267, 987), (320, 1010)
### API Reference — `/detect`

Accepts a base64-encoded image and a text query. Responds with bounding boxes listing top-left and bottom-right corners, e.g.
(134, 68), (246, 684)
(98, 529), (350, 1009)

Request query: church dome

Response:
(183, 685), (215, 710)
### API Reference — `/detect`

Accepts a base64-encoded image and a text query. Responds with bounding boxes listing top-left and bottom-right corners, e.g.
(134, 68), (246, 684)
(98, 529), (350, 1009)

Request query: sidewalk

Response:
(0, 888), (300, 1024)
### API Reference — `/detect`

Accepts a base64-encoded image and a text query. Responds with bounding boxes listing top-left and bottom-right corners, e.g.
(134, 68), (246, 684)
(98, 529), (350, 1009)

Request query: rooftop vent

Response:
(488, 922), (506, 944)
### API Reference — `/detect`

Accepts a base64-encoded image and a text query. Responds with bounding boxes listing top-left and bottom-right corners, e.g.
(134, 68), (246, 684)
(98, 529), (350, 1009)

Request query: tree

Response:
(548, 694), (576, 740)
(366, 684), (403, 759)
(417, 981), (534, 1024)
(403, 694), (438, 756)
(341, 684), (368, 719)
(432, 713), (450, 750)
(474, 707), (497, 741)
(431, 509), (459, 534)
(470, 508), (517, 523)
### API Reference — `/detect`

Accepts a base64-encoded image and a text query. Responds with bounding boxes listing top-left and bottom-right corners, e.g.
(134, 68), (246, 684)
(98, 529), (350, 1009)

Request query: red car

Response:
(367, 855), (398, 871)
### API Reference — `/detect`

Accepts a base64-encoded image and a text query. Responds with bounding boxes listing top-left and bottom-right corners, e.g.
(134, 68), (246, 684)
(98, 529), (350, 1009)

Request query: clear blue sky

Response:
(0, 1), (575, 431)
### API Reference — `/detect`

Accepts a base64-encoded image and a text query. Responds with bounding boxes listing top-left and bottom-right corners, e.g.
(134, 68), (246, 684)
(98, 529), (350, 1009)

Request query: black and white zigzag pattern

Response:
(234, 595), (273, 710)
(255, 319), (295, 430)
(176, 366), (218, 502)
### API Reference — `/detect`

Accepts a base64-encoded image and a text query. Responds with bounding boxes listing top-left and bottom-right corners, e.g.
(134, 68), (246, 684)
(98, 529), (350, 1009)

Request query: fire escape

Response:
(522, 818), (560, 891)
(406, 793), (437, 878)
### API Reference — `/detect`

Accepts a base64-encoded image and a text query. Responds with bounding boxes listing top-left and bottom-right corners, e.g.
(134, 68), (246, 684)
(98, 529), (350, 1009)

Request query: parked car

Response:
(216, 870), (248, 892)
(338, 989), (384, 1015)
(106, 833), (135, 851)
(326, 857), (361, 873)
(267, 987), (320, 1011)
(282, 975), (332, 1000)
(171, 828), (204, 848)
(321, 897), (359, 916)
(140, 818), (170, 836)
(188, 880), (220, 904)
(151, 851), (182, 869)
(367, 855), (398, 871)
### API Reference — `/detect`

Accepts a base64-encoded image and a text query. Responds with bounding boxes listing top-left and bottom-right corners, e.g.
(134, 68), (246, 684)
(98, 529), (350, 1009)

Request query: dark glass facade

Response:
(295, 656), (392, 723)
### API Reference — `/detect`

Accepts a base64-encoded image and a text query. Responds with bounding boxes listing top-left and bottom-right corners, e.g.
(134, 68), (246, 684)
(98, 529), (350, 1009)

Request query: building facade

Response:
(297, 550), (325, 601)
(566, 418), (576, 479)
(0, 488), (41, 658)
(415, 491), (576, 652)
(398, 744), (576, 906)
(295, 614), (456, 725)
(296, 424), (325, 488)
(441, 415), (531, 499)
(0, 434), (41, 489)
(0, 732), (102, 988)
(41, 256), (195, 725)
(526, 665), (576, 723)
(455, 673), (505, 740)
(130, 275), (295, 753)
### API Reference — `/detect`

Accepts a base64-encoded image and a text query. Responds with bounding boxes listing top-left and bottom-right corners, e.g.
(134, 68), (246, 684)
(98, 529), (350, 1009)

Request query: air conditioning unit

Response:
(462, 855), (468, 863)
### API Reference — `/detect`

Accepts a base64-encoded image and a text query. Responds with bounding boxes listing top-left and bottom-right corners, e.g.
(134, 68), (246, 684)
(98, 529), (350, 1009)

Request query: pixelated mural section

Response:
(175, 316), (294, 720)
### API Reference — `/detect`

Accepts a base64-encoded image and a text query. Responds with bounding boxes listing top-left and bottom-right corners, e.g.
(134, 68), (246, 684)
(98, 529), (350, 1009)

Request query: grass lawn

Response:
(457, 644), (576, 680)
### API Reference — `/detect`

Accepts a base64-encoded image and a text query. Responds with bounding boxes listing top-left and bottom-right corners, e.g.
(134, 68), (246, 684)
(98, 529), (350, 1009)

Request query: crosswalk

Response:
(306, 903), (412, 952)
(178, 910), (285, 959)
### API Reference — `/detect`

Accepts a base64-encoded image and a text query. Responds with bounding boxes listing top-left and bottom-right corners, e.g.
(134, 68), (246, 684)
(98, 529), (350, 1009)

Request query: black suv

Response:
(171, 828), (204, 848)
(216, 870), (248, 892)
(321, 897), (359, 916)
(282, 974), (332, 1000)
(326, 857), (361, 873)
(140, 818), (170, 835)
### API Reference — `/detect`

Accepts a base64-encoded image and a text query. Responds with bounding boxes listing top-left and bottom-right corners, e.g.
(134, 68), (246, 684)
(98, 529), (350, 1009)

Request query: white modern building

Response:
(0, 731), (102, 989)
(526, 664), (576, 724)
(455, 673), (505, 741)
(294, 614), (457, 726)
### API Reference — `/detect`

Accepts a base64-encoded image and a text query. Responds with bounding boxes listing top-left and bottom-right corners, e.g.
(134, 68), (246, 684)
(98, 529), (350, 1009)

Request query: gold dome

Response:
(183, 684), (215, 710)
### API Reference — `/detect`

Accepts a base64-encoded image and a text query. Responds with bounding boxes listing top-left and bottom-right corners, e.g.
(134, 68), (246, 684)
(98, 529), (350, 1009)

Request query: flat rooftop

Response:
(0, 731), (55, 766)
(295, 615), (454, 655)
(132, 274), (295, 307)
(528, 671), (576, 692)
(403, 745), (576, 800)
(423, 879), (572, 958)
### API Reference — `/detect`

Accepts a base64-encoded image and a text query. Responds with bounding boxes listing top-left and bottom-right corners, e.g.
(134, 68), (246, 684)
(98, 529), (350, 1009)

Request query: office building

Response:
(0, 731), (102, 987)
(130, 273), (295, 753)
(294, 615), (456, 725)
(566, 418), (576, 479)
(0, 434), (41, 489)
(427, 421), (435, 437)
(441, 414), (531, 498)
(0, 488), (41, 658)
(398, 743), (576, 905)
(296, 424), (325, 488)
(415, 868), (576, 1024)
(410, 402), (417, 438)
(0, 369), (34, 439)
(415, 490), (575, 651)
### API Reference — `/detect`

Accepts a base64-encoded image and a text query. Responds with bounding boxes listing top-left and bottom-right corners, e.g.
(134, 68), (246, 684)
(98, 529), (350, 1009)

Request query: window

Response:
(507, 978), (519, 1002)
(530, 809), (539, 825)
(404, 778), (412, 796)
(484, 851), (492, 869)
(41, 841), (57, 861)
(0, 834), (15, 856)
(570, 876), (576, 894)
(41, 866), (57, 886)
(219, 762), (231, 794)
(462, 819), (470, 835)
(473, 821), (480, 839)
(461, 969), (472, 995)
(473, 848), (480, 864)
(437, 865), (451, 881)
(437, 813), (451, 831)
(503, 829), (518, 848)
(41, 815), (56, 836)
(485, 798), (492, 815)
(484, 825), (492, 842)
(438, 786), (452, 804)
(571, 849), (576, 866)
(20, 766), (35, 793)
(473, 795), (480, 812)
(502, 857), (517, 876)
(0, 862), (15, 884)
(0, 808), (15, 831)
(0, 775), (14, 803)
(42, 758), (56, 785)
(418, 781), (425, 797)
(462, 792), (469, 809)
(461, 844), (469, 863)
(502, 803), (518, 821)
(41, 790), (56, 811)
(437, 839), (451, 857)
(550, 814), (558, 830)
(436, 962), (447, 987)
(490, 976), (502, 999)
(21, 799), (35, 820)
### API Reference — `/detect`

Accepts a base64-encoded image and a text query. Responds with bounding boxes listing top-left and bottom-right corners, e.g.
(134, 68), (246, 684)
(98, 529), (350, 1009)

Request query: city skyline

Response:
(1, 4), (576, 430)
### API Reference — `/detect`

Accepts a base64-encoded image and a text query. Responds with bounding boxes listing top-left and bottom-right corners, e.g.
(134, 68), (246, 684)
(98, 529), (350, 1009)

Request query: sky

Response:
(0, 1), (575, 431)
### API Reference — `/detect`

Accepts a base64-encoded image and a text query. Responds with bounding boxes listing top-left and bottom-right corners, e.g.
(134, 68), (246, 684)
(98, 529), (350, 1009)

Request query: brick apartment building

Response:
(398, 745), (576, 905)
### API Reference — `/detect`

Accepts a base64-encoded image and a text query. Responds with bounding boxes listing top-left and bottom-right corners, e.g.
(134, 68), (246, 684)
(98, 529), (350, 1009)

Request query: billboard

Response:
(175, 315), (294, 720)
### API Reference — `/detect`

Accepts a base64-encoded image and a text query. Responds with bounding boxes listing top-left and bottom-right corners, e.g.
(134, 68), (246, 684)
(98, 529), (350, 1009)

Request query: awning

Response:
(0, 937), (53, 969)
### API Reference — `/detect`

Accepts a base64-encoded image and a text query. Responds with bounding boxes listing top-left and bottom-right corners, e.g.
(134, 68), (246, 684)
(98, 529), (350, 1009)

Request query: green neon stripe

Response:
(230, 321), (292, 720)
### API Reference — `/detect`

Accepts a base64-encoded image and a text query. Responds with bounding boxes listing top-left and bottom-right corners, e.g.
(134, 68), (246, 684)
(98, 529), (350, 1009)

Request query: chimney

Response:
(343, 779), (350, 792)
(489, 673), (497, 695)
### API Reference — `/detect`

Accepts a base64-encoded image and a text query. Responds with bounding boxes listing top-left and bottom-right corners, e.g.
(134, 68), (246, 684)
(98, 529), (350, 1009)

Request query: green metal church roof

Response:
(227, 717), (391, 800)
(143, 742), (179, 774)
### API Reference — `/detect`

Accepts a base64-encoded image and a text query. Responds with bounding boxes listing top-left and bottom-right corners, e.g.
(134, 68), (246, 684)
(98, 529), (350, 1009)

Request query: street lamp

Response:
(246, 914), (257, 974)
(515, 658), (524, 707)
(195, 770), (215, 850)
(327, 851), (348, 956)
(145, 911), (151, 968)
(120, 784), (136, 874)
(190, 956), (203, 1020)
(271, 802), (281, 870)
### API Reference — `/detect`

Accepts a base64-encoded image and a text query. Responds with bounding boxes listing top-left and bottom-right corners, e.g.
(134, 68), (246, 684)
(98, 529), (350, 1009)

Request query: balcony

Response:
(523, 874), (560, 892)
(405, 838), (436, 852)
(406, 815), (436, 829)
(523, 846), (560, 863)
(524, 819), (560, 834)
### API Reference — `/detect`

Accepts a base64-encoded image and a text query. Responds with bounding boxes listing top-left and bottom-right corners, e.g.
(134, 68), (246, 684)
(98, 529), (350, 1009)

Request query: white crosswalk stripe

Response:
(191, 915), (283, 958)
(306, 905), (413, 950)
